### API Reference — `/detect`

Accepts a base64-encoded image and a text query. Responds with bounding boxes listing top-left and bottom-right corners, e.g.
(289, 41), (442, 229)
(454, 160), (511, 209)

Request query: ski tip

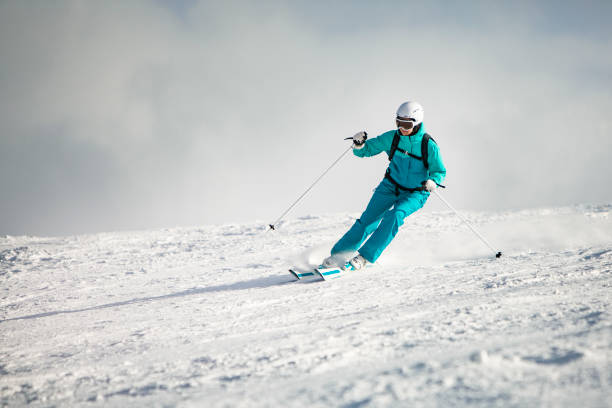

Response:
(289, 268), (318, 280)
(314, 265), (347, 280)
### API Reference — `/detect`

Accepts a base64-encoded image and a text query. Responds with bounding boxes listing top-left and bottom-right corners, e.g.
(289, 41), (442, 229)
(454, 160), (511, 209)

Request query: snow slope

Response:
(1, 204), (611, 407)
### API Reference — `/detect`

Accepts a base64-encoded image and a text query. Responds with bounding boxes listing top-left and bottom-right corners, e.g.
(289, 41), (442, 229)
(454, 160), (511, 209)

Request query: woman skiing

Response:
(322, 101), (446, 270)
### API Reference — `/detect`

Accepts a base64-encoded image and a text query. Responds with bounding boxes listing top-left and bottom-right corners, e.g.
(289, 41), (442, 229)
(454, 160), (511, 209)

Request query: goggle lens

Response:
(396, 117), (415, 130)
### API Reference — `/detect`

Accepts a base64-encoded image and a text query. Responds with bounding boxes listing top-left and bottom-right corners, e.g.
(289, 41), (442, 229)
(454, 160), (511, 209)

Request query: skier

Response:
(322, 101), (446, 270)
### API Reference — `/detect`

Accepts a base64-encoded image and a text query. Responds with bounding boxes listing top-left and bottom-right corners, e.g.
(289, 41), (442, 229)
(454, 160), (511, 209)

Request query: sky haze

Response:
(1, 0), (611, 236)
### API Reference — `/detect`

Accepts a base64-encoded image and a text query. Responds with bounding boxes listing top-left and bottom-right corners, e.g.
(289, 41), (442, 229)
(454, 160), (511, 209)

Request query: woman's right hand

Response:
(351, 131), (367, 149)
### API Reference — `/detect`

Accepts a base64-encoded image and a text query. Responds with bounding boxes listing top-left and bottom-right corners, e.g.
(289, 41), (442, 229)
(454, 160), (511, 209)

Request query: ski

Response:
(289, 263), (355, 281)
(288, 267), (318, 280)
(315, 263), (354, 280)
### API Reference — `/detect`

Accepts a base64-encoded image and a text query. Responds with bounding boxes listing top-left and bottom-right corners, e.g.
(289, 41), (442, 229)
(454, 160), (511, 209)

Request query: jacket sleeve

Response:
(427, 141), (446, 185)
(353, 131), (392, 158)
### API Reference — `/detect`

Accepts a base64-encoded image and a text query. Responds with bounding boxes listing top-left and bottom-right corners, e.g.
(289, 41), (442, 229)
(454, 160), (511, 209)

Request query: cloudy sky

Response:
(1, 0), (611, 236)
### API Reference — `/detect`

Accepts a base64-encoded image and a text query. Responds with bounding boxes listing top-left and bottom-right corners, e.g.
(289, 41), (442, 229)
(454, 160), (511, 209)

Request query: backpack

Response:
(388, 130), (435, 169)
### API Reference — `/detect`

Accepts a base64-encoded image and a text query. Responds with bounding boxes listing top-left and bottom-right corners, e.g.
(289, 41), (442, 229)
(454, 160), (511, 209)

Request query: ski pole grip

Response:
(344, 132), (367, 145)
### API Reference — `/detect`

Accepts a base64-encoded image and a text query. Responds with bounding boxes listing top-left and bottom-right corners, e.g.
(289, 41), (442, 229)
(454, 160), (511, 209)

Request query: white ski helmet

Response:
(396, 101), (424, 125)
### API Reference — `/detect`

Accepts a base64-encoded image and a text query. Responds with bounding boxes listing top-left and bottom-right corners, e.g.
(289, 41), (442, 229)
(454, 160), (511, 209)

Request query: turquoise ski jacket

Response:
(353, 123), (446, 189)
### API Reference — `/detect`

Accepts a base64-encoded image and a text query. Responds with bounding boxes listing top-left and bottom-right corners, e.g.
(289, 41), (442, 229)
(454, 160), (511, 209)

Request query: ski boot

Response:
(349, 254), (368, 270)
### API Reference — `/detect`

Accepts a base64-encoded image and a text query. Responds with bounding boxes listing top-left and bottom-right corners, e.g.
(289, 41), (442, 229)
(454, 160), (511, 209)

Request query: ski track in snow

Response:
(1, 204), (611, 407)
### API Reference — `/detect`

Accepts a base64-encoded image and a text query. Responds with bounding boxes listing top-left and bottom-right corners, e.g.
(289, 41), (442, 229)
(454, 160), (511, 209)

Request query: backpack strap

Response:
(421, 133), (435, 170)
(388, 130), (401, 161)
(384, 169), (427, 196)
(389, 131), (436, 169)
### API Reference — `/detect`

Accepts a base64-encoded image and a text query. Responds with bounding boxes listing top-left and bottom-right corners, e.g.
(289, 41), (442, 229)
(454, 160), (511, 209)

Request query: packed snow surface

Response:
(1, 204), (611, 407)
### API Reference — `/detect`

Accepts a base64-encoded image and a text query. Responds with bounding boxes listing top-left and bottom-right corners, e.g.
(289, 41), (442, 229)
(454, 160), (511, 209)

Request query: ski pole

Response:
(268, 145), (353, 231)
(433, 190), (502, 258)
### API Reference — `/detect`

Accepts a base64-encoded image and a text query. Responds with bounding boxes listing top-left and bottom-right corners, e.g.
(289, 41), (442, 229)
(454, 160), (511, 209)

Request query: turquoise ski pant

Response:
(331, 179), (428, 263)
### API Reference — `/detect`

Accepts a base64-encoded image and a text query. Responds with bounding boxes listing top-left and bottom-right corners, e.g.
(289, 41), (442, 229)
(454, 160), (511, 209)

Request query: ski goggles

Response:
(396, 117), (416, 130)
